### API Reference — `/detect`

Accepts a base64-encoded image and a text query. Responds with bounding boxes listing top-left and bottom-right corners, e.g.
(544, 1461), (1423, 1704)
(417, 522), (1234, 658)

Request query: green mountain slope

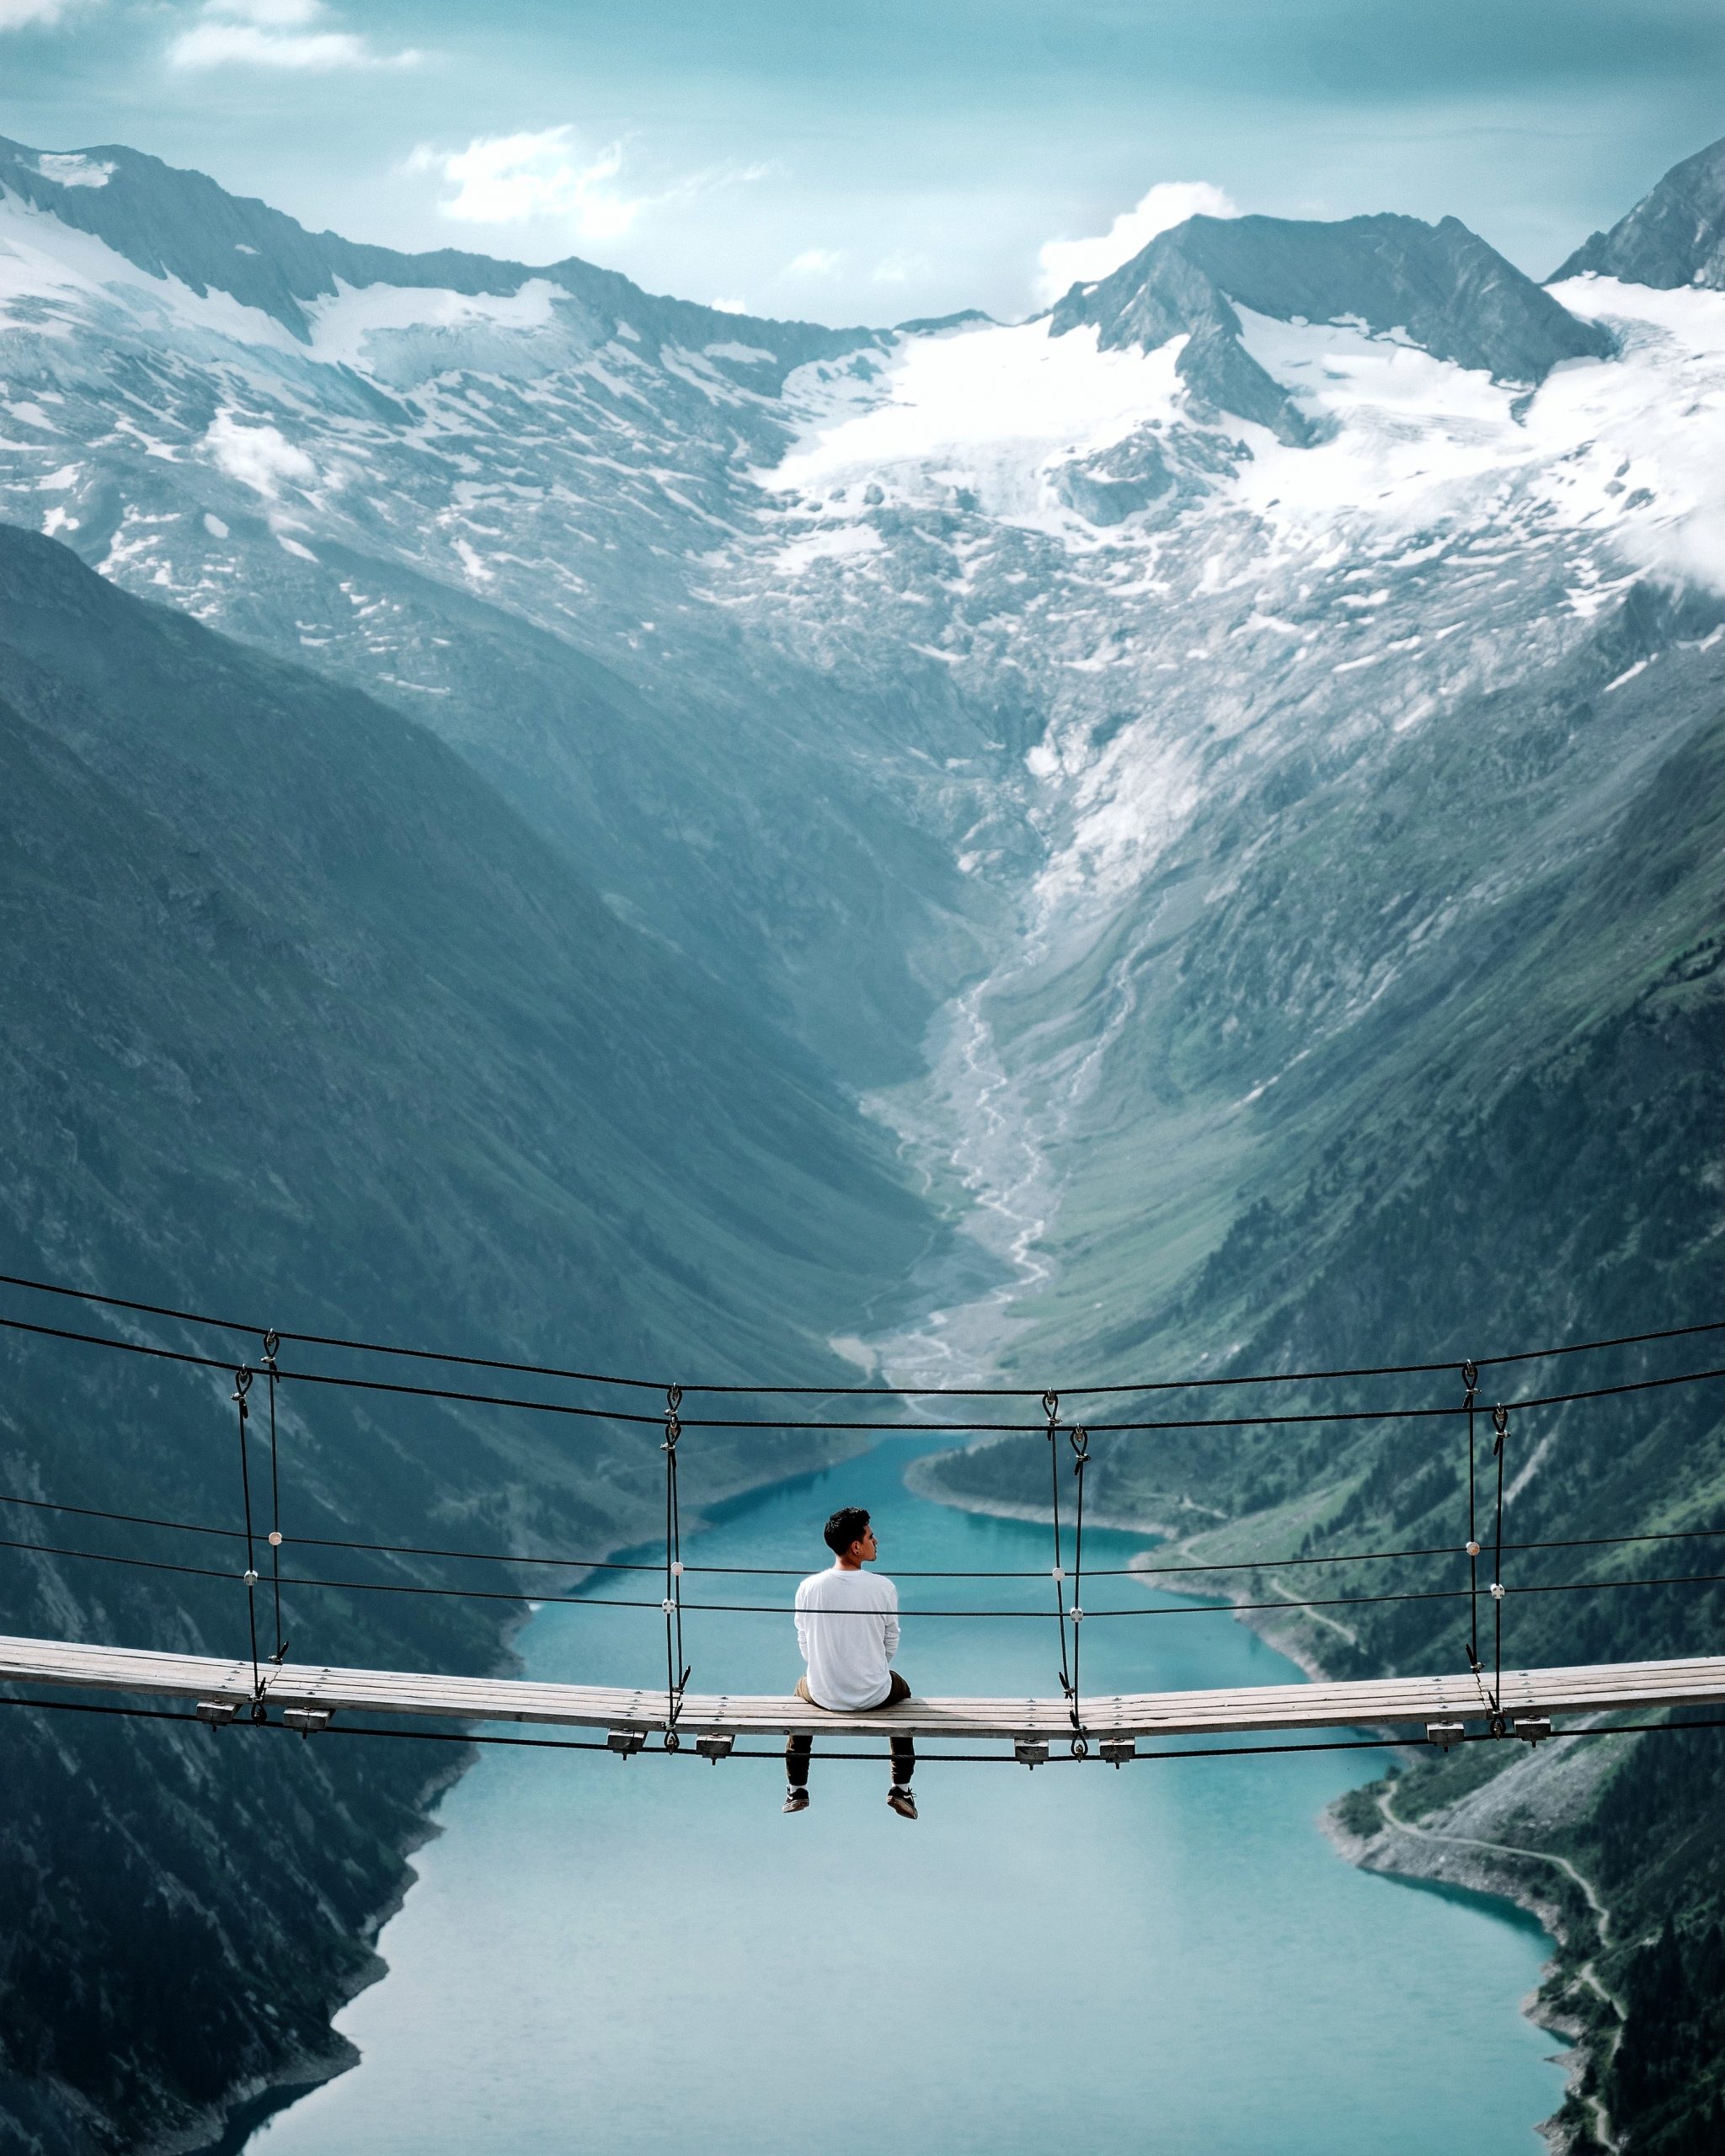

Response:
(0, 522), (939, 2153)
(923, 631), (1725, 2150)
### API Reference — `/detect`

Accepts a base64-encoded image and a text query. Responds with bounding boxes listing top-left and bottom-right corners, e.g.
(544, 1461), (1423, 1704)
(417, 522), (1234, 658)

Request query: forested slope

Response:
(924, 654), (1725, 2149)
(0, 524), (938, 2153)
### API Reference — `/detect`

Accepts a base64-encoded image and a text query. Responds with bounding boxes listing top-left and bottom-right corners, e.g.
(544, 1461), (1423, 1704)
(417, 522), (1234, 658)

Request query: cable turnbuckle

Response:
(1461, 1358), (1478, 1397)
(1068, 1425), (1089, 1470)
(232, 1365), (252, 1420)
(261, 1329), (279, 1377)
(1492, 1403), (1509, 1452)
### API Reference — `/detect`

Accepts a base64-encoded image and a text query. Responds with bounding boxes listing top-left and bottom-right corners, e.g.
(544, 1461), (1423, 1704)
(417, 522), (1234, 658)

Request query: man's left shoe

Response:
(887, 1785), (918, 1820)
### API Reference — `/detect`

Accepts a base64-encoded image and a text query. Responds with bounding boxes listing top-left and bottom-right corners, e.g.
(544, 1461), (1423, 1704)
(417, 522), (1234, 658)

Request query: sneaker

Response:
(782, 1787), (809, 1814)
(887, 1785), (918, 1820)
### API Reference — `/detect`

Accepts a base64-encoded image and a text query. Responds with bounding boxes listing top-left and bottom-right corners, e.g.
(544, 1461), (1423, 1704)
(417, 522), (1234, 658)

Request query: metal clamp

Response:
(696, 1731), (734, 1762)
(1099, 1737), (1135, 1766)
(1514, 1716), (1552, 1744)
(607, 1727), (647, 1757)
(1426, 1719), (1466, 1750)
(1014, 1736), (1049, 1768)
(196, 1700), (239, 1727)
(282, 1708), (332, 1738)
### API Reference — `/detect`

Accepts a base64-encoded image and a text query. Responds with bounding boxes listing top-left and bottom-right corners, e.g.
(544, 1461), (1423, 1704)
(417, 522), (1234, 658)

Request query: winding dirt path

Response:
(1375, 1782), (1623, 2152)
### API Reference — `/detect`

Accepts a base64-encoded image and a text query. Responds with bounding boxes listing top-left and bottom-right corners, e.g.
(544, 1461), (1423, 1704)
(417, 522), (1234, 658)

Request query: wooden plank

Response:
(3, 1631), (1723, 1742)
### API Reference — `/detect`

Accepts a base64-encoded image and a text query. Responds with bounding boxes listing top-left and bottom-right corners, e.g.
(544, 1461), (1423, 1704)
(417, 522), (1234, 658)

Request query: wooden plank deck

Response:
(3, 1631), (1724, 1742)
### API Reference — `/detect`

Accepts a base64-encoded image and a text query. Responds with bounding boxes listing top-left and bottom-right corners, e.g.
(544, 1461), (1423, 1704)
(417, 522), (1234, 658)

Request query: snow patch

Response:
(772, 522), (884, 574)
(302, 275), (565, 368)
(205, 411), (316, 496)
(34, 153), (114, 190)
(770, 318), (1184, 525)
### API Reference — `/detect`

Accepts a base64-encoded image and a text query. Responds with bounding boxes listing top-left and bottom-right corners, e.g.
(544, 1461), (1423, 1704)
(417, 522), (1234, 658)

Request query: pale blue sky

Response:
(4, 0), (1724, 323)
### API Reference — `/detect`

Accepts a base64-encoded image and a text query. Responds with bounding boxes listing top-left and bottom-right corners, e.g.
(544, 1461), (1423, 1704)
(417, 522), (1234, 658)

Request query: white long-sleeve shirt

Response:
(793, 1563), (900, 1710)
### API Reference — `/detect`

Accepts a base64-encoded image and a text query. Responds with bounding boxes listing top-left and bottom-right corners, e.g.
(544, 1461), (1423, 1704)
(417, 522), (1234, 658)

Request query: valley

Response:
(2, 119), (1724, 2154)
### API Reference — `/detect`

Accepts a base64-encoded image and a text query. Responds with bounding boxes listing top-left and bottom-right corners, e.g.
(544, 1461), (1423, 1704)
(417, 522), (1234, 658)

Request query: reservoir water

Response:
(254, 1438), (1565, 2155)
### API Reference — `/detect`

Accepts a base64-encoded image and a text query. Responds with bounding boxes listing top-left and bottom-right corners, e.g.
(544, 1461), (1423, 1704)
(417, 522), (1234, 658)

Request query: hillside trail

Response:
(1375, 1780), (1624, 2151)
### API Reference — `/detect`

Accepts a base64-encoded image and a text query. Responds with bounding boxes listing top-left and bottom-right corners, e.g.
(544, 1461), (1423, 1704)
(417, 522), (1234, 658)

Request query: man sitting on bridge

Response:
(786, 1505), (916, 1819)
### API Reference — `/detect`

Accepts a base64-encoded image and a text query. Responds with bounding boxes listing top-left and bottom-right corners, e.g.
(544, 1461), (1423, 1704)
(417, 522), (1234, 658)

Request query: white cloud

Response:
(407, 127), (640, 240)
(786, 248), (843, 279)
(0, 0), (78, 26)
(170, 0), (418, 71)
(1035, 181), (1239, 305)
(204, 411), (316, 497)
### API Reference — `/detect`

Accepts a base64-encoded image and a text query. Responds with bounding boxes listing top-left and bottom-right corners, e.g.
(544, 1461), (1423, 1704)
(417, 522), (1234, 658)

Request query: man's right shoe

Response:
(887, 1785), (918, 1820)
(782, 1787), (809, 1814)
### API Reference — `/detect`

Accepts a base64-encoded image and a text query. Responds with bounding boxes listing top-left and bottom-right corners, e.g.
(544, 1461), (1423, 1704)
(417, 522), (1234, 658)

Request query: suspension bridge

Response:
(3, 1271), (1724, 1770)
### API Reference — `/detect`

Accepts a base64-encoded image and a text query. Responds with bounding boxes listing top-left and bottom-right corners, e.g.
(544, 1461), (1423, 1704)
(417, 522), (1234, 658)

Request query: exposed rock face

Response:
(1553, 133), (1725, 289)
(1049, 211), (1611, 440)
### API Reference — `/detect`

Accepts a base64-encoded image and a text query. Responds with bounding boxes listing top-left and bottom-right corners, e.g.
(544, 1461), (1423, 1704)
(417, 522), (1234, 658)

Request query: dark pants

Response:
(786, 1671), (916, 1786)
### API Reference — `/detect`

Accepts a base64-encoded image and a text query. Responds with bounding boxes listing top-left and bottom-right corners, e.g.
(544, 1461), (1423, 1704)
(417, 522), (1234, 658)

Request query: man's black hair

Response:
(824, 1506), (871, 1556)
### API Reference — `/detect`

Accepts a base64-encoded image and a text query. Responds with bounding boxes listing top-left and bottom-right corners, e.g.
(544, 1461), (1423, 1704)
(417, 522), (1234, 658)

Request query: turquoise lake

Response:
(254, 1438), (1565, 2155)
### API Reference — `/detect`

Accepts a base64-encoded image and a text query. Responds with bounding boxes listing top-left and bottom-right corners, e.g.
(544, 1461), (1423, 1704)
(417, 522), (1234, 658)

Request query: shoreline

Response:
(910, 1460), (1615, 2152)
(186, 1436), (873, 2156)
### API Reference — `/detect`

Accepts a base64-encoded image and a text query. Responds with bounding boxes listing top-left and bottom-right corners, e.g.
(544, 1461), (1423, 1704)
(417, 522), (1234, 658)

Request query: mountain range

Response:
(3, 119), (1725, 2154)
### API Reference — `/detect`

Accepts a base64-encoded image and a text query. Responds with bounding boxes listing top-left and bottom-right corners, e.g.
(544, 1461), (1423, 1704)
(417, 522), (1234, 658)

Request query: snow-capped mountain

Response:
(8, 120), (1725, 2156)
(4, 125), (1725, 1355)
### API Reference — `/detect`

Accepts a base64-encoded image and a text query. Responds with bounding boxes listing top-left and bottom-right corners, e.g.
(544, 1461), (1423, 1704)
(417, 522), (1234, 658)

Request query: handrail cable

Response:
(2, 1267), (1722, 1397)
(7, 1528), (1725, 1620)
(3, 1309), (1724, 1435)
(5, 1484), (1725, 1582)
(262, 1330), (288, 1665)
(1462, 1359), (1482, 1678)
(1044, 1390), (1071, 1705)
(661, 1385), (689, 1741)
(230, 1367), (262, 1700)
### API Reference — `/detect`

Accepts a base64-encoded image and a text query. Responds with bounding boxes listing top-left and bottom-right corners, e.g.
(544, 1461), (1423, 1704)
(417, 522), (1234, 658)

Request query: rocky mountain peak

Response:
(0, 134), (868, 379)
(1551, 133), (1725, 290)
(1050, 209), (1611, 445)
